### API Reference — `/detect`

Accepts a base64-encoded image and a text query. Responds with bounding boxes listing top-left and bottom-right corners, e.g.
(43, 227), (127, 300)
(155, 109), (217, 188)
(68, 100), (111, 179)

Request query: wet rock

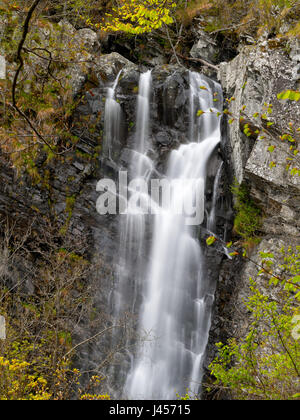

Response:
(118, 67), (140, 95)
(155, 131), (172, 146)
(137, 37), (168, 67)
(151, 65), (190, 133)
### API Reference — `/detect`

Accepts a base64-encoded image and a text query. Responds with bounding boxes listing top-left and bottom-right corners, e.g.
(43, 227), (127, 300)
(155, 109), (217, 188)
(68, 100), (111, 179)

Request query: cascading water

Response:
(103, 70), (123, 160)
(189, 71), (222, 142)
(102, 69), (223, 399)
(113, 71), (153, 321)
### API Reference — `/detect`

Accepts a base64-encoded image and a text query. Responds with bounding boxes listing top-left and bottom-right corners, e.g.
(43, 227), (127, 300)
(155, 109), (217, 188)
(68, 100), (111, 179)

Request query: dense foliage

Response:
(208, 247), (300, 400)
(0, 222), (111, 400)
(100, 0), (177, 34)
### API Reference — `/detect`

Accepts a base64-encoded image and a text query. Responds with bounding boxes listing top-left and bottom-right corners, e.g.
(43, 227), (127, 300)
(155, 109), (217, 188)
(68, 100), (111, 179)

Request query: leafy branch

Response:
(206, 234), (300, 293)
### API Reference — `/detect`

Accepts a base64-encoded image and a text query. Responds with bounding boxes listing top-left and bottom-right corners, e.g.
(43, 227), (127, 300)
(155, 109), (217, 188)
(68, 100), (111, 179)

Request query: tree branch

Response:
(11, 0), (65, 154)
(176, 52), (219, 71)
(63, 325), (123, 359)
(209, 18), (256, 35)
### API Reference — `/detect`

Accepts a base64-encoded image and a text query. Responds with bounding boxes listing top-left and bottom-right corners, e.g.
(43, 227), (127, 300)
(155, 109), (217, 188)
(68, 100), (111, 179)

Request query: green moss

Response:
(65, 194), (76, 217)
(231, 180), (262, 241)
(58, 193), (77, 235)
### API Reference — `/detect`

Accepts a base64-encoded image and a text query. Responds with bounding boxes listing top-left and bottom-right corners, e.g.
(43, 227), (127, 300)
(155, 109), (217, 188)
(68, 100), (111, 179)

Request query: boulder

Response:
(94, 52), (137, 84)
(190, 29), (220, 64)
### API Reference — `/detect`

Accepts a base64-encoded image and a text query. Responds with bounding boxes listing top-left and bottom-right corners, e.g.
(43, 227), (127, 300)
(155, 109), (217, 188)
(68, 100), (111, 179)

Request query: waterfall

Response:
(135, 71), (152, 156)
(189, 71), (222, 142)
(102, 69), (223, 399)
(103, 70), (122, 160)
(113, 70), (153, 319)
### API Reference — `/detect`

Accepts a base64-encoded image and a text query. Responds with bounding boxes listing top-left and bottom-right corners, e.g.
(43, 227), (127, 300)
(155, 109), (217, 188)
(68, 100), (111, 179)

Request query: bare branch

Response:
(63, 324), (124, 359)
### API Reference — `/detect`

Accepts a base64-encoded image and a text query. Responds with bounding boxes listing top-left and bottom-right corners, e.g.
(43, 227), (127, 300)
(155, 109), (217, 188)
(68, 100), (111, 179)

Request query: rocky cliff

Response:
(205, 35), (300, 398)
(0, 14), (299, 399)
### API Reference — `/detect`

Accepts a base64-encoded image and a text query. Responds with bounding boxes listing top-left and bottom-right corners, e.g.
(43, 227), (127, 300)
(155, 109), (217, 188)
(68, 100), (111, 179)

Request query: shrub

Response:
(208, 247), (300, 400)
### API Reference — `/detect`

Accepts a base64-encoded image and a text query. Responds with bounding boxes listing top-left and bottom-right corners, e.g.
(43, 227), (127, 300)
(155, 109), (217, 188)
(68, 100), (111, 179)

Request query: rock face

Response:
(0, 315), (5, 340)
(218, 39), (300, 238)
(190, 28), (220, 64)
(204, 38), (300, 393)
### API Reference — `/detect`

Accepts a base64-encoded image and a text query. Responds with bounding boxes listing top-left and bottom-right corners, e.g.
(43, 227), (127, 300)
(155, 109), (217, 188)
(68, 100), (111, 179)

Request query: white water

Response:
(125, 141), (220, 399)
(122, 72), (222, 399)
(103, 70), (122, 160)
(113, 71), (153, 320)
(104, 70), (223, 399)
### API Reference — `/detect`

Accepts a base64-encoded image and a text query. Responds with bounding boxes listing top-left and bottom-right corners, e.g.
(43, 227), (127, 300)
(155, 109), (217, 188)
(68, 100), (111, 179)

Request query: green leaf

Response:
(277, 90), (300, 101)
(206, 236), (217, 246)
(290, 275), (300, 284)
(259, 252), (274, 259)
(229, 251), (239, 257)
(269, 277), (279, 286)
(267, 145), (275, 153)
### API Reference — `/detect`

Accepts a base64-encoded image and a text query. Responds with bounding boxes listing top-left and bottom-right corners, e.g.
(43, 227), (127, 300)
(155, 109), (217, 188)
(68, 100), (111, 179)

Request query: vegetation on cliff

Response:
(0, 0), (299, 401)
(208, 245), (300, 400)
(0, 221), (113, 400)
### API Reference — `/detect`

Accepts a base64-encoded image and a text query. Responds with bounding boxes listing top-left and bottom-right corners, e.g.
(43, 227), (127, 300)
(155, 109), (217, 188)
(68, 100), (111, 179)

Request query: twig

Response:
(209, 231), (300, 290)
(23, 47), (95, 65)
(176, 52), (219, 71)
(164, 24), (181, 66)
(271, 312), (300, 376)
(209, 18), (256, 35)
(63, 325), (123, 359)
